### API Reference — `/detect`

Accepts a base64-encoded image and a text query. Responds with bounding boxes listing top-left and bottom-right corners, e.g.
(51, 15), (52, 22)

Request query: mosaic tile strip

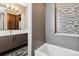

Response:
(56, 3), (79, 34)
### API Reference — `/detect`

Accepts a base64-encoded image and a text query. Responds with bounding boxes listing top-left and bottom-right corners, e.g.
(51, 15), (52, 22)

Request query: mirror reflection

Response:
(0, 3), (26, 30)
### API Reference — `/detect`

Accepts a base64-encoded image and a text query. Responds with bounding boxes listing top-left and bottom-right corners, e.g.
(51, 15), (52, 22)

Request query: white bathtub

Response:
(35, 43), (79, 56)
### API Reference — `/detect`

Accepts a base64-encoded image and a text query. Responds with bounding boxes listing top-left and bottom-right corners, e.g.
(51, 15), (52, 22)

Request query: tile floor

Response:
(0, 45), (28, 56)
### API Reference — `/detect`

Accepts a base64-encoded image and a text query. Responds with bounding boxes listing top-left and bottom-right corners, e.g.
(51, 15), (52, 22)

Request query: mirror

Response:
(0, 3), (27, 30)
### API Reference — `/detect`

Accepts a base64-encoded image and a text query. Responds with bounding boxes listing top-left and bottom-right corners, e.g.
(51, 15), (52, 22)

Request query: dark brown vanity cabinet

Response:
(0, 36), (14, 53)
(14, 34), (27, 47)
(0, 33), (27, 53)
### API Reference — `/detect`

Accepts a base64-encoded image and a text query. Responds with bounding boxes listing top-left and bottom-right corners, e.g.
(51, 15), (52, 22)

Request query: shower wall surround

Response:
(56, 3), (79, 34)
(46, 3), (79, 52)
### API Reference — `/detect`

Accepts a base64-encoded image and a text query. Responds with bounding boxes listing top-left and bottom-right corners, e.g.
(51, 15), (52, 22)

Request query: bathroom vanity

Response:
(0, 3), (28, 53)
(0, 3), (28, 54)
(0, 31), (28, 53)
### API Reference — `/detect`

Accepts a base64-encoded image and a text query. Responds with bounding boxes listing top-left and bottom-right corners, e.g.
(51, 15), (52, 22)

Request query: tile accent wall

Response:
(56, 3), (79, 34)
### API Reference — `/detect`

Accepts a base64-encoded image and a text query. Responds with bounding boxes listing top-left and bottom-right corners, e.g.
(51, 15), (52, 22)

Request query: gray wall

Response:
(32, 3), (46, 55)
(46, 3), (79, 51)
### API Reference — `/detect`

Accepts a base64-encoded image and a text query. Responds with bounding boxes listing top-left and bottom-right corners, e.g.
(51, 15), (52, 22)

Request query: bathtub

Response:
(35, 43), (79, 56)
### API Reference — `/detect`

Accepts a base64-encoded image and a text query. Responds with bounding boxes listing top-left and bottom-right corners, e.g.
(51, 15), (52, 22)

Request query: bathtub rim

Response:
(35, 43), (79, 55)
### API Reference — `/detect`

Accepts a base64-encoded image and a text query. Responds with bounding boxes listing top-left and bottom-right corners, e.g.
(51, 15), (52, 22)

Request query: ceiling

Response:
(18, 3), (27, 7)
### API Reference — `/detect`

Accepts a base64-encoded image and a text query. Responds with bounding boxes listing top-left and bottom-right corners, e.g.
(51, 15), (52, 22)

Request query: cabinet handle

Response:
(14, 36), (16, 41)
(12, 36), (15, 42)
(12, 38), (14, 42)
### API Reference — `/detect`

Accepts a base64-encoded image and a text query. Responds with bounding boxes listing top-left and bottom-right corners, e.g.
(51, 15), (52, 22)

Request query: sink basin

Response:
(0, 30), (10, 36)
(11, 30), (28, 34)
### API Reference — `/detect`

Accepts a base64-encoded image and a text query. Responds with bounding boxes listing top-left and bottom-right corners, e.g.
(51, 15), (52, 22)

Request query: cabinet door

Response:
(0, 36), (14, 53)
(14, 34), (27, 47)
(0, 37), (5, 53)
(15, 15), (21, 30)
(7, 13), (20, 30)
(2, 36), (14, 52)
(7, 13), (16, 30)
(19, 34), (27, 44)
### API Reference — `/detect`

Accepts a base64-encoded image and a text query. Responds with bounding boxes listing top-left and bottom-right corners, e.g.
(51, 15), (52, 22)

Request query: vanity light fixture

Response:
(6, 4), (10, 8)
(11, 6), (15, 10)
(1, 3), (5, 6)
(15, 8), (18, 11)
(0, 3), (20, 13)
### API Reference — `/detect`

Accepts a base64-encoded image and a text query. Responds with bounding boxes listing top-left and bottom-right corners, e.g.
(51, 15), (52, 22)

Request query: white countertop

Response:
(0, 30), (28, 36)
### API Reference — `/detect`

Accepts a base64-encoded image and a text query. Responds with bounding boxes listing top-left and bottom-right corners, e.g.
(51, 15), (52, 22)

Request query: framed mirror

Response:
(0, 3), (27, 30)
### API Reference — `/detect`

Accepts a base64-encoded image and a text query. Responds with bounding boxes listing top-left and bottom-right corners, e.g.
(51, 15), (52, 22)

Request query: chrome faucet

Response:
(10, 30), (12, 33)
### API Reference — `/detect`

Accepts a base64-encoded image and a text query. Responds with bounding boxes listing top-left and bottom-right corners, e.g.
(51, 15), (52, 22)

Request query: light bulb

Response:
(15, 8), (18, 11)
(6, 4), (10, 8)
(11, 6), (14, 10)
